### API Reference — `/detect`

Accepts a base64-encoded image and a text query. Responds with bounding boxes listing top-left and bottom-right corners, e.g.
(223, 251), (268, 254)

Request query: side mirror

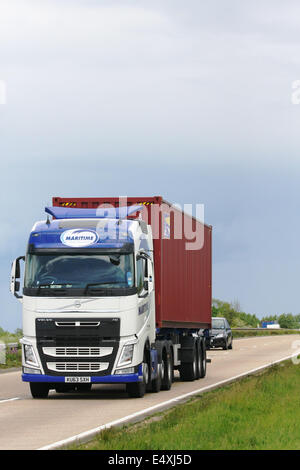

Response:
(137, 252), (154, 296)
(10, 256), (25, 300)
(138, 278), (149, 299)
(143, 280), (149, 291)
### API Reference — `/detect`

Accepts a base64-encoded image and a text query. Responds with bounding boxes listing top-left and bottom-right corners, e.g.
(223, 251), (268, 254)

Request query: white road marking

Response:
(0, 397), (20, 404)
(38, 351), (300, 451)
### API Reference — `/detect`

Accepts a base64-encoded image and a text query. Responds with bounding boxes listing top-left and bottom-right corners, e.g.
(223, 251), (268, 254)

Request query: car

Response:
(207, 317), (233, 350)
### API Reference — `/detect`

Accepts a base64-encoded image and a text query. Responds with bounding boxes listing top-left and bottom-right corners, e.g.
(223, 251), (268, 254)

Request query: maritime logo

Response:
(60, 229), (99, 247)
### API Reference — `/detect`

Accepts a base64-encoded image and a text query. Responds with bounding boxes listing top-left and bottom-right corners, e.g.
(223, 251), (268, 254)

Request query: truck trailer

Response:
(10, 196), (212, 398)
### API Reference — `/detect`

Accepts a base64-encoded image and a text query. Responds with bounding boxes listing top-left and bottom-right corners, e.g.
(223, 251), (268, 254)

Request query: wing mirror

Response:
(10, 256), (25, 300)
(136, 252), (154, 296)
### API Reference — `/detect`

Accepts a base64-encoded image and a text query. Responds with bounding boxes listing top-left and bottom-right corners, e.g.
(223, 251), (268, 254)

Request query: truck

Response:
(10, 196), (212, 398)
(261, 321), (280, 329)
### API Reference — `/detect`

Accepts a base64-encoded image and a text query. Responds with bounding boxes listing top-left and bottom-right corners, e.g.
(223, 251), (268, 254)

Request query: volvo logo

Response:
(74, 300), (81, 309)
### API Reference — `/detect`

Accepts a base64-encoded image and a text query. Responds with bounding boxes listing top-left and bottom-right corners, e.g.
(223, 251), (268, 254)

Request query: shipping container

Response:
(52, 196), (212, 330)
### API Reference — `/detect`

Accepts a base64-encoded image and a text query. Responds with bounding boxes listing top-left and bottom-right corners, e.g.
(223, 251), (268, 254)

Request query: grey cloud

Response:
(1, 0), (300, 330)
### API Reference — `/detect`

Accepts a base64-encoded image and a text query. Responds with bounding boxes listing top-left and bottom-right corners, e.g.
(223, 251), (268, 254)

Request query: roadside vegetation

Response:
(213, 299), (300, 330)
(72, 360), (300, 450)
(0, 327), (22, 369)
(0, 327), (22, 344)
(0, 349), (22, 369)
(232, 329), (298, 339)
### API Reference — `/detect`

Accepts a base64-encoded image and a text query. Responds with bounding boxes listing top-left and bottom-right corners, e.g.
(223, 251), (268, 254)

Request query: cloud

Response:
(1, 0), (298, 171)
(1, 0), (300, 329)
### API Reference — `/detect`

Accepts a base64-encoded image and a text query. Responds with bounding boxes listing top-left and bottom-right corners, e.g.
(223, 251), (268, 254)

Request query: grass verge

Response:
(71, 359), (300, 450)
(232, 329), (298, 338)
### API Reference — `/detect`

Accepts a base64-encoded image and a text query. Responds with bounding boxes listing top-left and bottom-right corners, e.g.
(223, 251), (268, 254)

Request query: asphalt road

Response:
(0, 334), (299, 450)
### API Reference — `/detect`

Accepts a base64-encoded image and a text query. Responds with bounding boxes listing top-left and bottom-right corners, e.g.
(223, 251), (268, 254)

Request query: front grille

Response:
(43, 346), (113, 357)
(47, 362), (109, 373)
(36, 317), (120, 376)
(55, 321), (101, 327)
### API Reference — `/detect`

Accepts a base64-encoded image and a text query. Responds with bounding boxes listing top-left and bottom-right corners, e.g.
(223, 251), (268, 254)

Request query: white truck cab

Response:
(11, 205), (159, 398)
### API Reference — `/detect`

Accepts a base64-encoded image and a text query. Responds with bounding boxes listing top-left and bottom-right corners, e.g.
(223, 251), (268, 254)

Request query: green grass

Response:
(72, 360), (300, 450)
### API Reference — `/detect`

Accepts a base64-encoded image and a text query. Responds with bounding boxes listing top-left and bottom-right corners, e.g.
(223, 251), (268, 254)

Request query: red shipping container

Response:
(52, 196), (212, 330)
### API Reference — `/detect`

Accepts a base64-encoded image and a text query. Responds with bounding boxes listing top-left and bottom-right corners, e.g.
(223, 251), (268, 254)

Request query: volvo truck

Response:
(10, 196), (212, 398)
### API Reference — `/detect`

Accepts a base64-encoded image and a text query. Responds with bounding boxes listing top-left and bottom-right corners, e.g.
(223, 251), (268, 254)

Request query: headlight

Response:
(23, 367), (41, 375)
(115, 367), (135, 375)
(216, 333), (225, 338)
(24, 344), (38, 366)
(117, 344), (134, 367)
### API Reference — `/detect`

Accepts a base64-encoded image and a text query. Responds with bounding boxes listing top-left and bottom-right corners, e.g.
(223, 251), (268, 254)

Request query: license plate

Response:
(65, 377), (91, 383)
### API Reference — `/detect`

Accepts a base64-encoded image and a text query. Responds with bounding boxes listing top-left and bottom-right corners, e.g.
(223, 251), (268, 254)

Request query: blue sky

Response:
(1, 0), (300, 331)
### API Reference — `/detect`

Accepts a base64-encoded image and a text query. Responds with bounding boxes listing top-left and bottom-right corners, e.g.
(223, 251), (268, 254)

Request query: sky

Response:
(1, 0), (300, 331)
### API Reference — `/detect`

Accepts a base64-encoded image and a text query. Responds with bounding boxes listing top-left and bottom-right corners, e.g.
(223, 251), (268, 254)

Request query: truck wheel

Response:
(55, 384), (75, 393)
(195, 338), (202, 379)
(179, 337), (197, 382)
(30, 382), (49, 399)
(161, 344), (172, 390)
(126, 353), (149, 398)
(150, 341), (162, 393)
(151, 362), (162, 393)
(76, 384), (92, 393)
(199, 340), (207, 378)
(170, 348), (175, 383)
(126, 381), (145, 398)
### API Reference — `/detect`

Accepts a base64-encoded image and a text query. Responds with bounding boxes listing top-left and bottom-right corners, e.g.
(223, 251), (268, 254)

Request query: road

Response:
(0, 334), (299, 450)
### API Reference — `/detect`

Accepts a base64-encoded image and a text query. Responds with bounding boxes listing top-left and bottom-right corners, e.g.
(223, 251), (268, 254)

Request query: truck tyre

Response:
(195, 338), (202, 379)
(170, 347), (175, 383)
(179, 337), (197, 382)
(145, 347), (154, 393)
(161, 343), (172, 391)
(151, 362), (162, 393)
(151, 342), (163, 393)
(199, 340), (207, 378)
(30, 382), (49, 399)
(55, 384), (75, 393)
(126, 381), (145, 398)
(76, 384), (92, 393)
(126, 352), (149, 398)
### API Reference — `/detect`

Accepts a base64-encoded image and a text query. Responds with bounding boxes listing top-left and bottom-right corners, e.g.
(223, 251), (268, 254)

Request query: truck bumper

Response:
(22, 372), (141, 384)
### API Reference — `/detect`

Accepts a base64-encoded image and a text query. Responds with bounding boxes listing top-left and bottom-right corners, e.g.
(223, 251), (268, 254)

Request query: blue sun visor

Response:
(45, 205), (143, 220)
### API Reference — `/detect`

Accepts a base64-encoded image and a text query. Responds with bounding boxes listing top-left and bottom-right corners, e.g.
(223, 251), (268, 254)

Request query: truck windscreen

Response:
(24, 253), (134, 294)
